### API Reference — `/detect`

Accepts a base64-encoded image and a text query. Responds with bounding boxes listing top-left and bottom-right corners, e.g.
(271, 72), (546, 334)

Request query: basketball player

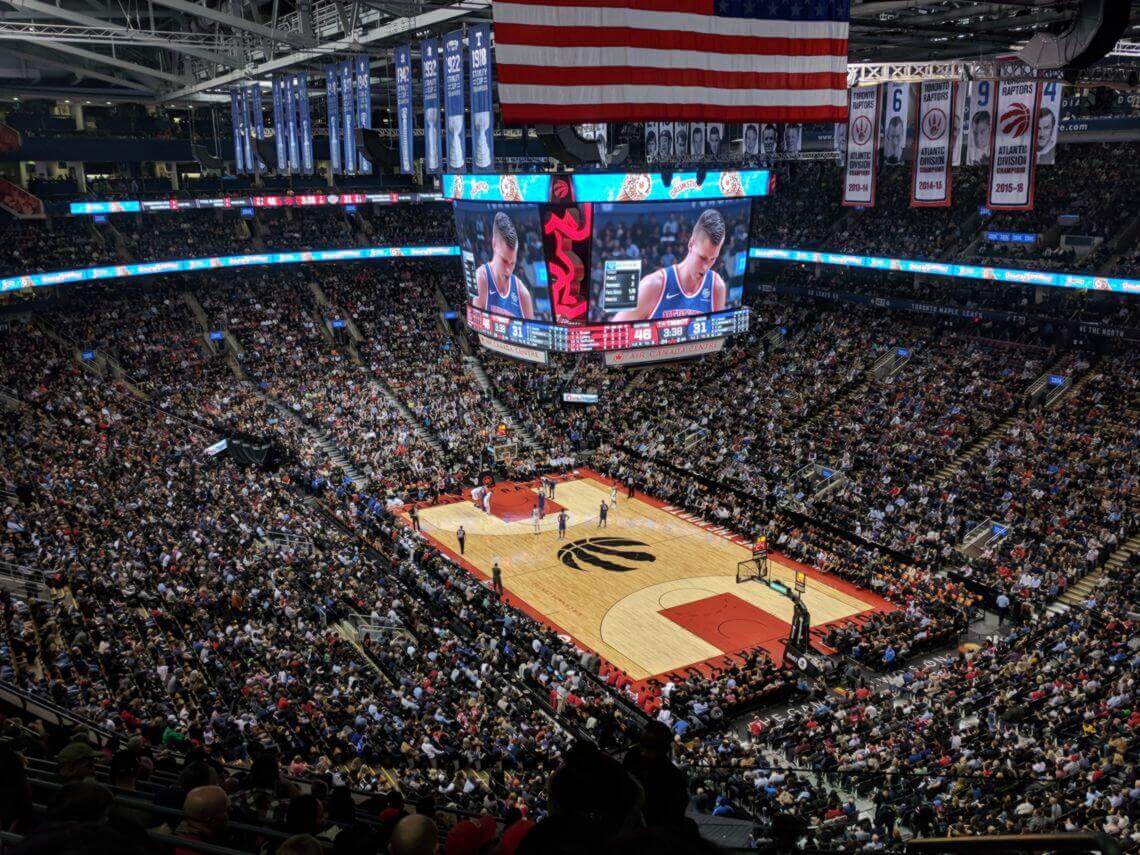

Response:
(537, 490), (546, 516)
(611, 208), (728, 321)
(532, 504), (541, 534)
(491, 560), (503, 597)
(557, 509), (568, 539)
(474, 212), (535, 320)
(598, 501), (608, 528)
(610, 484), (618, 508)
(483, 489), (492, 515)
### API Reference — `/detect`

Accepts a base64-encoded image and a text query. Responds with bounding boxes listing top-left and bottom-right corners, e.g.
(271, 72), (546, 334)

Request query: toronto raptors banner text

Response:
(911, 81), (955, 207)
(987, 79), (1040, 210)
(843, 87), (880, 207)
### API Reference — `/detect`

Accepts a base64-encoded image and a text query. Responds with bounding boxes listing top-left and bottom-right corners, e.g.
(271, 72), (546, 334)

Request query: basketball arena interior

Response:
(0, 1), (1137, 853)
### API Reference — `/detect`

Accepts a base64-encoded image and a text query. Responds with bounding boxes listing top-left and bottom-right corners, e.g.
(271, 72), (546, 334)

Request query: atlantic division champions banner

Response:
(444, 29), (466, 171)
(911, 80), (954, 207)
(469, 23), (493, 171)
(421, 39), (442, 174)
(843, 86), (880, 207)
(394, 45), (414, 174)
(987, 79), (1040, 210)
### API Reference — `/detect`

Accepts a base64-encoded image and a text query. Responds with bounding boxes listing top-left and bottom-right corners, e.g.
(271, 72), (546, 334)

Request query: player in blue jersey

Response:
(611, 208), (728, 321)
(475, 211), (535, 320)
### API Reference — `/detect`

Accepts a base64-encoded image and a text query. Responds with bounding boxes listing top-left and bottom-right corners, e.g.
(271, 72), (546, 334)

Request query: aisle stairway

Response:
(1047, 530), (1140, 616)
(371, 378), (449, 459)
(462, 355), (543, 452)
(261, 393), (370, 488)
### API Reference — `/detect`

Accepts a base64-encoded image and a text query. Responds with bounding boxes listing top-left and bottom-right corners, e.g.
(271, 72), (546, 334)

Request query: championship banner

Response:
(296, 74), (313, 175)
(421, 40), (442, 174)
(645, 122), (657, 163)
(843, 86), (880, 207)
(394, 45), (414, 174)
(882, 82), (909, 165)
(340, 60), (355, 175)
(240, 86), (254, 173)
(325, 66), (341, 175)
(284, 75), (300, 173)
(966, 80), (994, 165)
(355, 55), (372, 174)
(951, 80), (967, 166)
(987, 79), (1040, 211)
(230, 89), (245, 173)
(249, 85), (266, 174)
(444, 29), (466, 171)
(469, 23), (493, 171)
(1037, 80), (1062, 164)
(911, 80), (955, 207)
(272, 76), (288, 171)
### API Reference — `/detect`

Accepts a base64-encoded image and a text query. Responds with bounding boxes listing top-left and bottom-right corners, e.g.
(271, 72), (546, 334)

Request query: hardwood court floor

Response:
(414, 470), (890, 681)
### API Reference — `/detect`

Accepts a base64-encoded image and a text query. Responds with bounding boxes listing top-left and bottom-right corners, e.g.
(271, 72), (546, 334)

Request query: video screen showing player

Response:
(588, 198), (750, 323)
(453, 201), (553, 322)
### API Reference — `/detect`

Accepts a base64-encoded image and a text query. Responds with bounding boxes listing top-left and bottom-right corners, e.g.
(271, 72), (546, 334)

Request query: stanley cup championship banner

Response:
(421, 39), (442, 174)
(1037, 80), (1062, 165)
(444, 29), (466, 172)
(340, 61), (356, 174)
(272, 76), (288, 171)
(469, 23), (494, 172)
(325, 66), (341, 175)
(230, 89), (245, 173)
(296, 74), (313, 175)
(394, 45), (414, 174)
(987, 79), (1041, 210)
(249, 85), (265, 173)
(911, 80), (955, 207)
(843, 86), (880, 206)
(284, 75), (300, 173)
(881, 82), (909, 166)
(355, 55), (372, 174)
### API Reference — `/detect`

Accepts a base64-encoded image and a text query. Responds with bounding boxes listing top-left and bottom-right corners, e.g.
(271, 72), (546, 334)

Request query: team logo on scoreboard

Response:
(557, 537), (656, 573)
(921, 108), (948, 140)
(999, 102), (1032, 137)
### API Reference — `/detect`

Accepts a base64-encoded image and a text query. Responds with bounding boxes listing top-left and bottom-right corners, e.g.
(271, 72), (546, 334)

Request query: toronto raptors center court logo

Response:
(851, 115), (873, 147)
(557, 537), (656, 572)
(1000, 102), (1032, 137)
(922, 108), (948, 140)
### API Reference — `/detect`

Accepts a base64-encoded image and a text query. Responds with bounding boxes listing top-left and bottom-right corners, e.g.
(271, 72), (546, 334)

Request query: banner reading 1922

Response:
(843, 86), (880, 207)
(911, 80), (955, 207)
(987, 79), (1040, 211)
(394, 45), (413, 174)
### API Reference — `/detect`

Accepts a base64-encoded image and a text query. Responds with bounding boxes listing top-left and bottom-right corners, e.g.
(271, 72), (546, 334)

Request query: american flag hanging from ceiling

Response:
(491, 0), (851, 125)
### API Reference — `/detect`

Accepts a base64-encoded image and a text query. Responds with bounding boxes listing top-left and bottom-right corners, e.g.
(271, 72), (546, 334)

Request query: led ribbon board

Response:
(1, 246), (461, 292)
(571, 170), (771, 202)
(750, 247), (1140, 295)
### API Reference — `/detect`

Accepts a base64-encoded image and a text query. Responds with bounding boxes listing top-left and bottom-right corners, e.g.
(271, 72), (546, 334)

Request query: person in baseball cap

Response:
(445, 814), (497, 855)
(57, 741), (99, 783)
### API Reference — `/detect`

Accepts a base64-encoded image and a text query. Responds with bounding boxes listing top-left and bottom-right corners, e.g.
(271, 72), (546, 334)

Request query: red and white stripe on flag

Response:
(491, 0), (850, 125)
(911, 80), (955, 208)
(987, 79), (1041, 211)
(843, 86), (879, 207)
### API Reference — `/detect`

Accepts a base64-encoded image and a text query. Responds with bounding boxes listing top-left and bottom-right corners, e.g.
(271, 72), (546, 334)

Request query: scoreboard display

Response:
(452, 170), (768, 361)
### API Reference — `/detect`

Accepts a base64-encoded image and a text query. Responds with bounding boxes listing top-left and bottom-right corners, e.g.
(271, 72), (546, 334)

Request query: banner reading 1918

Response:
(394, 44), (413, 174)
(911, 80), (954, 208)
(421, 39), (442, 174)
(843, 86), (880, 207)
(469, 23), (493, 172)
(987, 78), (1040, 211)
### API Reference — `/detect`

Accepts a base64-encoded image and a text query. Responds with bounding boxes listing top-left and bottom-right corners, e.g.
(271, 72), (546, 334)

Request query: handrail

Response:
(908, 832), (1120, 855)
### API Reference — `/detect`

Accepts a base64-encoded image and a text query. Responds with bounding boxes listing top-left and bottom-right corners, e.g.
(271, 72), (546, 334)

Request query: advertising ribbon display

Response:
(444, 29), (466, 172)
(395, 45), (414, 174)
(987, 79), (1040, 210)
(325, 66), (341, 175)
(911, 80), (955, 208)
(469, 23), (494, 171)
(421, 39), (442, 174)
(843, 86), (880, 207)
(356, 55), (372, 174)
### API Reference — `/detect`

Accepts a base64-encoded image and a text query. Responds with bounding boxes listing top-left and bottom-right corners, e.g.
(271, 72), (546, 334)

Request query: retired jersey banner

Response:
(951, 80), (966, 167)
(272, 76), (288, 171)
(882, 82), (909, 166)
(356, 55), (373, 174)
(395, 45), (414, 174)
(1036, 80), (1062, 165)
(843, 86), (880, 207)
(284, 75), (300, 173)
(422, 39), (442, 174)
(469, 23), (493, 171)
(911, 81), (955, 207)
(444, 29), (466, 171)
(325, 66), (341, 175)
(988, 79), (1040, 211)
(966, 80), (994, 165)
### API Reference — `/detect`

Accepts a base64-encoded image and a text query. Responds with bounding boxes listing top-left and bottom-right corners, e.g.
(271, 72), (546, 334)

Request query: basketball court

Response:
(410, 470), (893, 682)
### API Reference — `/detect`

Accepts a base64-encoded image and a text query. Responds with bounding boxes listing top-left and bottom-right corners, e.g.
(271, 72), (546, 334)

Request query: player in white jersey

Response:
(475, 212), (535, 320)
(611, 208), (728, 321)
